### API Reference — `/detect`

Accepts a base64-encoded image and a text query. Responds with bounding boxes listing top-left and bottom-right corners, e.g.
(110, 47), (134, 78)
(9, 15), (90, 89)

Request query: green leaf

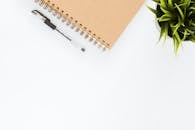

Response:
(190, 7), (195, 11)
(173, 31), (182, 54)
(160, 0), (167, 8)
(175, 3), (185, 21)
(182, 29), (189, 41)
(170, 17), (182, 35)
(189, 35), (195, 42)
(159, 22), (169, 42)
(160, 6), (171, 14)
(185, 0), (191, 8)
(157, 13), (173, 22)
(167, 0), (174, 8)
(147, 6), (157, 14)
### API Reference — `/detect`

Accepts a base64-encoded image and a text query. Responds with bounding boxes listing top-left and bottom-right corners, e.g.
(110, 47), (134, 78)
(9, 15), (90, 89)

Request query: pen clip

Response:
(32, 10), (49, 21)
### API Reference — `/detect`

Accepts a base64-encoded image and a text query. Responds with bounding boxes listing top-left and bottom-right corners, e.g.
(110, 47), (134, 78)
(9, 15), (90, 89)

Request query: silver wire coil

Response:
(34, 0), (108, 51)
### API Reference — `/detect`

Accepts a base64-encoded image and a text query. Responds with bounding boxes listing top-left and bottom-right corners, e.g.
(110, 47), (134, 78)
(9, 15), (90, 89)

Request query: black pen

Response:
(32, 10), (86, 52)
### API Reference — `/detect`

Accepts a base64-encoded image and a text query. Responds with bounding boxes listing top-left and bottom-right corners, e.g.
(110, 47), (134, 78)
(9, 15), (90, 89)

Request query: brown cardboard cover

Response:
(42, 0), (144, 48)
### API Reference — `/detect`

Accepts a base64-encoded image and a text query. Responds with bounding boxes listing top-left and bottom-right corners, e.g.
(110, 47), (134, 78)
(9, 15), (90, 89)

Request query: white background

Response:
(1, 0), (195, 130)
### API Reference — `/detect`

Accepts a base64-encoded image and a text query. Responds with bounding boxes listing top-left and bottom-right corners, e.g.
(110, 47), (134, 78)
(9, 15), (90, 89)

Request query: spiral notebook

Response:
(35, 0), (144, 50)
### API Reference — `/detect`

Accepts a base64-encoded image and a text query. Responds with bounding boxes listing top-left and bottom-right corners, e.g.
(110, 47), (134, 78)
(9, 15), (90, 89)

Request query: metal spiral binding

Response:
(34, 0), (108, 51)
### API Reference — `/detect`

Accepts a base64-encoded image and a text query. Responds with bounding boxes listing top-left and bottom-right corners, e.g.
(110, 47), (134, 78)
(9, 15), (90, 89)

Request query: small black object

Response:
(44, 19), (57, 30)
(81, 48), (85, 52)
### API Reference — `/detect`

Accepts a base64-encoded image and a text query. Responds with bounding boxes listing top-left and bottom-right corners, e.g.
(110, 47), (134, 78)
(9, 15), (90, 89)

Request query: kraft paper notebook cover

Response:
(35, 0), (144, 50)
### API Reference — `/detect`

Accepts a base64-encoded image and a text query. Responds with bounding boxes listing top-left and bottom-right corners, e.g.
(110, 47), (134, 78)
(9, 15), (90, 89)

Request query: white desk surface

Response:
(0, 0), (195, 130)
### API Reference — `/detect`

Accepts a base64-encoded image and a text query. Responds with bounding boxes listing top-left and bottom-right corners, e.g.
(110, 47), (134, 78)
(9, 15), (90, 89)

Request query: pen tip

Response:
(81, 48), (86, 52)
